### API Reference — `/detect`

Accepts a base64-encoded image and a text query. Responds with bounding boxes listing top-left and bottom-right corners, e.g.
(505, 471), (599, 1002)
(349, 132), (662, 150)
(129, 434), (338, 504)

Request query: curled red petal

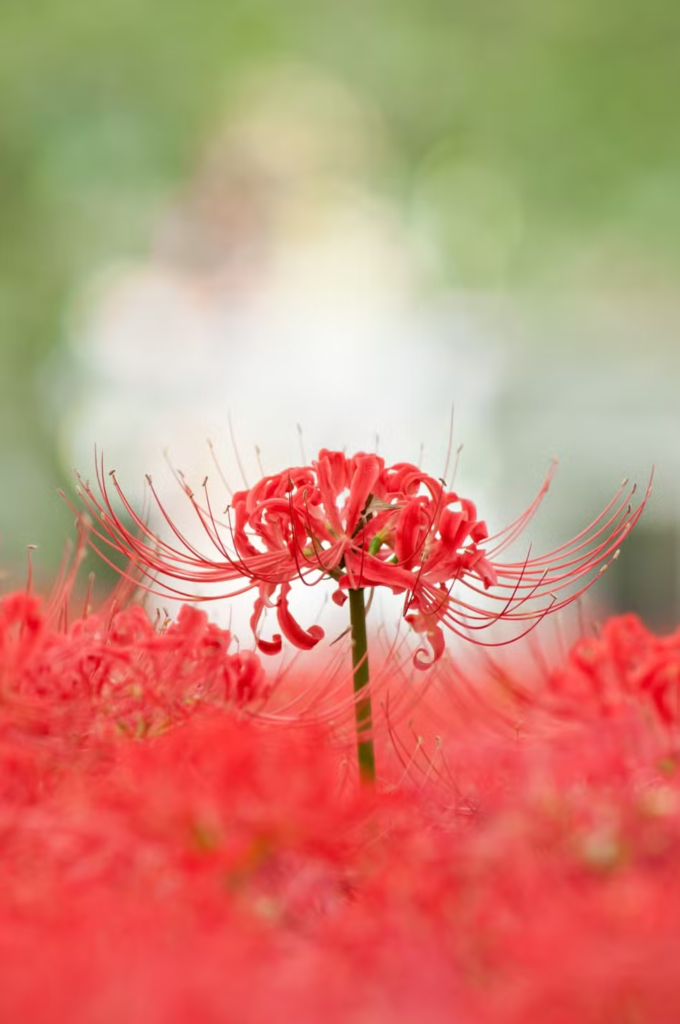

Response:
(343, 455), (382, 535)
(317, 449), (350, 495)
(470, 519), (489, 543)
(395, 498), (428, 568)
(406, 611), (446, 670)
(315, 452), (345, 535)
(440, 507), (475, 550)
(276, 583), (324, 651)
(250, 594), (283, 655)
(255, 635), (283, 656)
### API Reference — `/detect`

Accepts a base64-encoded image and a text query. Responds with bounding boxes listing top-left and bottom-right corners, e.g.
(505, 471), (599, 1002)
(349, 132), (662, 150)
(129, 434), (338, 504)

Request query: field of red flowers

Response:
(2, 574), (680, 1023)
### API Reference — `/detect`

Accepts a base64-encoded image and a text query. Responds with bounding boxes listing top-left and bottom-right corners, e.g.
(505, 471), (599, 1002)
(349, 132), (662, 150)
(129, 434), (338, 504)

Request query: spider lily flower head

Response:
(66, 449), (650, 669)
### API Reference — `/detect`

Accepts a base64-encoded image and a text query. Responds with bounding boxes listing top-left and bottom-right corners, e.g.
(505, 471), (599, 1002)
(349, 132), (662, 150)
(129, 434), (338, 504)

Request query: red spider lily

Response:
(64, 449), (650, 669)
(0, 589), (268, 749)
(548, 614), (680, 727)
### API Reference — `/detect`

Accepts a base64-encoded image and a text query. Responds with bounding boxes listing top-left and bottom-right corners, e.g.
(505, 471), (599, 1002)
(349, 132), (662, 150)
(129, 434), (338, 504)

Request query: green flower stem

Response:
(347, 586), (376, 783)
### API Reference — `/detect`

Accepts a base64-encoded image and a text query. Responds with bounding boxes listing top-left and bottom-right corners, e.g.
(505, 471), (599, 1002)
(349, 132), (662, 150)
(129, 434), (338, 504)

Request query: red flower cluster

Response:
(69, 450), (648, 667)
(0, 589), (266, 748)
(550, 614), (680, 727)
(0, 585), (680, 1022)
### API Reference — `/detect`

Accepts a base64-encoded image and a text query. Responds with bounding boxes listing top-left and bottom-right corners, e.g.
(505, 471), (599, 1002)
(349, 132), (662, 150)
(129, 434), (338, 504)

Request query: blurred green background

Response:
(1, 0), (678, 620)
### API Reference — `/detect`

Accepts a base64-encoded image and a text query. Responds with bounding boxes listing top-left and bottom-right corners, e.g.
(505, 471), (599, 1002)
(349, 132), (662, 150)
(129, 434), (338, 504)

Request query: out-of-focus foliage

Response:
(0, 0), (678, 571)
